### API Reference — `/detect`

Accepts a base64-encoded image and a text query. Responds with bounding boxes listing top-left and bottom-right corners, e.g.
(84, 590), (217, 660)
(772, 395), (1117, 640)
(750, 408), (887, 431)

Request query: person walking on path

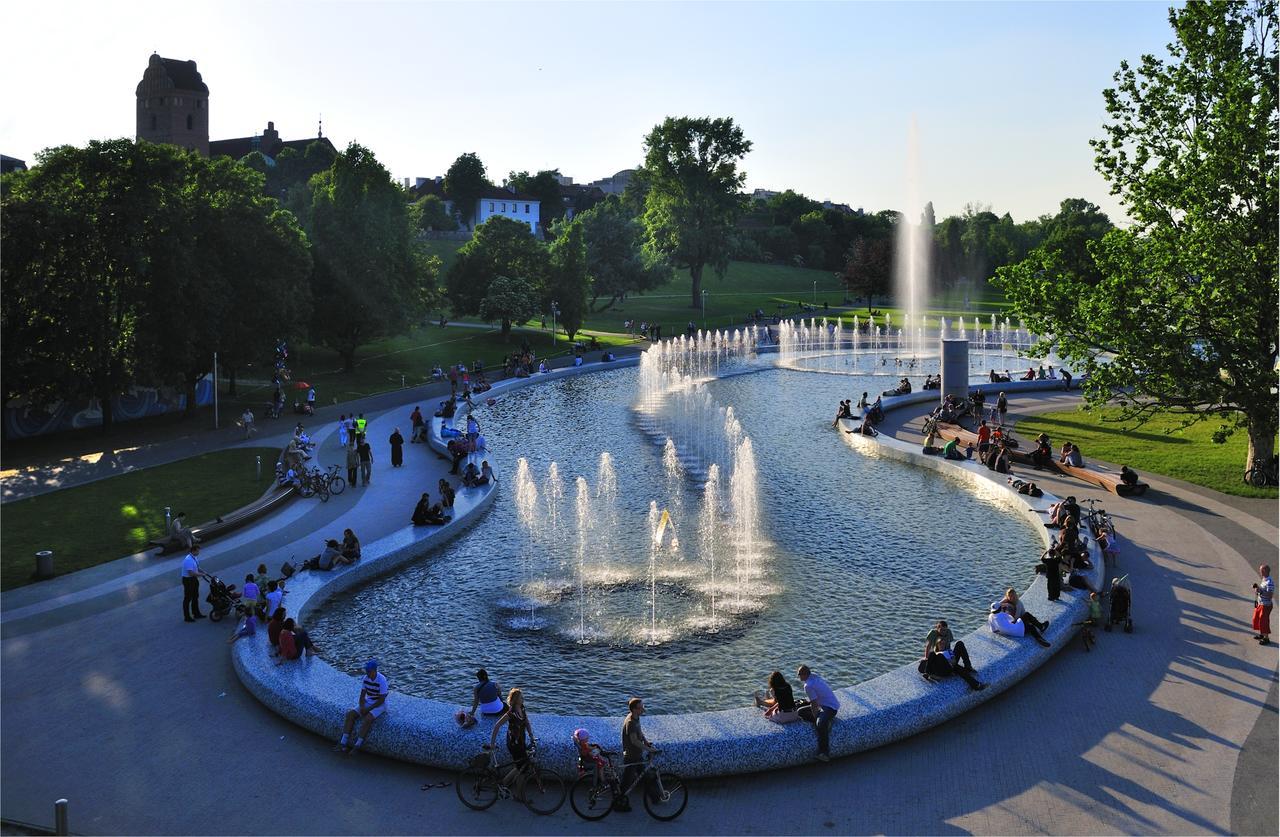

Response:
(345, 442), (359, 488)
(357, 438), (374, 486)
(181, 545), (204, 622)
(797, 665), (839, 762)
(1252, 564), (1273, 645)
(389, 428), (404, 468)
(338, 414), (349, 449)
(307, 386), (317, 411)
(997, 391), (1008, 423)
(354, 413), (368, 441)
(336, 659), (388, 753)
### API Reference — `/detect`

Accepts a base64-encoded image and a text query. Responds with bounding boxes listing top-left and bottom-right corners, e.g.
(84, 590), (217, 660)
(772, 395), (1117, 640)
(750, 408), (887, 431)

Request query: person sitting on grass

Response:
(335, 660), (388, 754)
(920, 619), (986, 691)
(754, 670), (802, 723)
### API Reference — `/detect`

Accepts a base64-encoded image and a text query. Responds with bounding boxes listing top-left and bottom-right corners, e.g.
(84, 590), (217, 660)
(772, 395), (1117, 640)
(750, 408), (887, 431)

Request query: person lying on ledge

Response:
(920, 619), (986, 691)
(754, 670), (802, 723)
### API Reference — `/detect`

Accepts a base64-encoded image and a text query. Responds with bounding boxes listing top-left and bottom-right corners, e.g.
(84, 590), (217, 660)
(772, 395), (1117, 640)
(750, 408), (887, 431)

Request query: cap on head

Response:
(364, 659), (378, 672)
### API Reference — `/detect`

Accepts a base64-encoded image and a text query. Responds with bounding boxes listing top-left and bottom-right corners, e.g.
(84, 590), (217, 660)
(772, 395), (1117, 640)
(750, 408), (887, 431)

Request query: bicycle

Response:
(1244, 456), (1278, 487)
(301, 467), (330, 502)
(322, 463), (346, 496)
(455, 744), (565, 815)
(569, 747), (688, 821)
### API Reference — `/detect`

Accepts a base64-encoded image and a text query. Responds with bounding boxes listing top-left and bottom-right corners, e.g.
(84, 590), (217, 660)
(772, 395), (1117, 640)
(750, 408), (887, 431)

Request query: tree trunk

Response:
(501, 319), (512, 339)
(99, 391), (114, 433)
(1247, 412), (1277, 474)
(690, 263), (704, 309)
(595, 295), (620, 314)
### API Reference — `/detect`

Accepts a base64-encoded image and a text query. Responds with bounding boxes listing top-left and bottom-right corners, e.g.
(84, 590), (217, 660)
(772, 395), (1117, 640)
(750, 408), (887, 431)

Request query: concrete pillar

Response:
(940, 338), (969, 404)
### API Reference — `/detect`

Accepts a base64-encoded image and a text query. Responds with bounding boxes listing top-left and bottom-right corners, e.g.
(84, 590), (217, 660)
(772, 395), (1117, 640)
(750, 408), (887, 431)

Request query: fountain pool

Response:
(310, 351), (1044, 716)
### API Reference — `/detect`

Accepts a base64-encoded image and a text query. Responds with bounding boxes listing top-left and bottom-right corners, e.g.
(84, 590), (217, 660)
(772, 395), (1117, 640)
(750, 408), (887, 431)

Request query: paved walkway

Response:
(2, 385), (1276, 835)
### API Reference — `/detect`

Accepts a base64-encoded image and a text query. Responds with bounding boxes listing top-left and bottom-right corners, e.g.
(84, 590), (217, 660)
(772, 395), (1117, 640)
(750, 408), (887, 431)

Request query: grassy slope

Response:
(2, 447), (280, 590)
(1017, 408), (1277, 499)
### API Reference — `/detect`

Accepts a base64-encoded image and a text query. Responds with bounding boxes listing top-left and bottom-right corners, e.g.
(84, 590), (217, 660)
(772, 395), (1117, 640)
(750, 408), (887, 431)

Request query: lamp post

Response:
(812, 280), (817, 304)
(550, 302), (559, 346)
(701, 289), (707, 326)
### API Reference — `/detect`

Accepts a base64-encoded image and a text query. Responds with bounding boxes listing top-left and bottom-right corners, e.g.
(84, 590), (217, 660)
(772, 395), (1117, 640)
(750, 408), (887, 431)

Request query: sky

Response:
(1, 1), (1179, 223)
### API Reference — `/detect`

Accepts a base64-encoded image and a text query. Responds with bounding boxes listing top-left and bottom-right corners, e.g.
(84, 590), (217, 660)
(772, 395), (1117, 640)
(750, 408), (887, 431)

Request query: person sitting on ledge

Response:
(856, 392), (870, 411)
(850, 414), (878, 436)
(340, 528), (361, 564)
(423, 503), (448, 525)
(227, 609), (257, 645)
(920, 619), (986, 691)
(1047, 495), (1080, 528)
(1059, 441), (1084, 467)
(447, 438), (468, 475)
(754, 670), (802, 723)
(335, 659), (388, 754)
(459, 669), (507, 728)
(412, 492), (433, 526)
(989, 369), (1009, 383)
(275, 617), (320, 663)
(267, 607), (287, 654)
(989, 601), (1050, 647)
(480, 461), (495, 485)
(461, 461), (482, 487)
(866, 396), (885, 424)
(311, 539), (343, 571)
(1120, 464), (1140, 487)
(1031, 433), (1053, 469)
(1021, 366), (1036, 380)
(538, 360), (549, 374)
(438, 478), (456, 510)
(1000, 587), (1049, 635)
(833, 399), (854, 428)
(922, 426), (943, 455)
(602, 351), (616, 362)
(435, 397), (456, 420)
(942, 436), (966, 461)
(167, 511), (199, 550)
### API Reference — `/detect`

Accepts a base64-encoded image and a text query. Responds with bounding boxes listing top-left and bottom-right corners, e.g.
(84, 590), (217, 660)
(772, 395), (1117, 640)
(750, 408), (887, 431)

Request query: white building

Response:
(475, 186), (540, 234)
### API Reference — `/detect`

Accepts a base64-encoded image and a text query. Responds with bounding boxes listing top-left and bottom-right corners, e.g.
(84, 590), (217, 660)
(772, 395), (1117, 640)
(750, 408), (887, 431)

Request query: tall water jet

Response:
(701, 463), (722, 631)
(647, 500), (661, 645)
(729, 437), (761, 612)
(894, 117), (930, 359)
(514, 458), (541, 626)
(662, 438), (685, 527)
(574, 476), (591, 644)
(544, 463), (565, 584)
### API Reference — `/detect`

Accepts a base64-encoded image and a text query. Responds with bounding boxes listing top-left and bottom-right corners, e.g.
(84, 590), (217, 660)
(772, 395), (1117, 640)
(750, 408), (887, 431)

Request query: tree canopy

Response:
(507, 169), (564, 233)
(640, 116), (752, 308)
(546, 219), (591, 339)
(443, 152), (490, 229)
(446, 215), (550, 335)
(996, 0), (1278, 470)
(575, 196), (671, 313)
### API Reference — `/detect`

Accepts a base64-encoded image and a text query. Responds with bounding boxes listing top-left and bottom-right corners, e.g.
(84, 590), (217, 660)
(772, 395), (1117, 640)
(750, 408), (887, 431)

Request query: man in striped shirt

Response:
(336, 659), (388, 753)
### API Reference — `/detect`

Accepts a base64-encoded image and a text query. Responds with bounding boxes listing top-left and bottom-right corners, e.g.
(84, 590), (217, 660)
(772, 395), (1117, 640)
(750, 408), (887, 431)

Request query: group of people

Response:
(303, 529), (362, 571)
(750, 665), (843, 762)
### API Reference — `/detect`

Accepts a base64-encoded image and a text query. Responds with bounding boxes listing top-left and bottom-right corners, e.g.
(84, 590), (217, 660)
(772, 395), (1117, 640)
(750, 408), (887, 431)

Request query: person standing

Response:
(797, 665), (839, 762)
(1252, 564), (1274, 645)
(997, 391), (1008, 423)
(617, 697), (657, 812)
(306, 386), (317, 410)
(354, 413), (368, 441)
(345, 442), (359, 488)
(338, 414), (349, 449)
(389, 428), (404, 468)
(181, 545), (204, 622)
(357, 437), (374, 486)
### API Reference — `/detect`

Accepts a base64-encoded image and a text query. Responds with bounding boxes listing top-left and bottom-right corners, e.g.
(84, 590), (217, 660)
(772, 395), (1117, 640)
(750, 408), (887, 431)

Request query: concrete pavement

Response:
(2, 384), (1277, 835)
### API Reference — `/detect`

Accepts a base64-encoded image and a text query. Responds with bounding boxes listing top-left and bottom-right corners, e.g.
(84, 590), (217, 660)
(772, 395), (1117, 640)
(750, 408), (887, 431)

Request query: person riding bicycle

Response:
(617, 697), (657, 812)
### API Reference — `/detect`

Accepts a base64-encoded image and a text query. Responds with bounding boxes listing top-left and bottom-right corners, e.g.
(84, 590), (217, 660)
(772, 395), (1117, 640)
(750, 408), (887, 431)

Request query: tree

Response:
(640, 116), (752, 308)
(576, 197), (671, 312)
(546, 219), (591, 339)
(842, 236), (891, 311)
(410, 194), (459, 232)
(446, 215), (550, 328)
(996, 0), (1278, 473)
(1034, 198), (1114, 286)
(303, 143), (434, 371)
(443, 152), (490, 229)
(507, 169), (564, 233)
(478, 275), (540, 338)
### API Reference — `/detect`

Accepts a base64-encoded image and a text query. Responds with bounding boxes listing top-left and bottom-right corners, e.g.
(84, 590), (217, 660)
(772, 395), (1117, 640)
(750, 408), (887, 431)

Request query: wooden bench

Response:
(932, 422), (1036, 467)
(150, 484), (298, 554)
(1053, 462), (1149, 497)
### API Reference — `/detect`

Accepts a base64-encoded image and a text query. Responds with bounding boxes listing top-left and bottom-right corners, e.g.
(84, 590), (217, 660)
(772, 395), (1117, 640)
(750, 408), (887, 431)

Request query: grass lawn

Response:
(1016, 408), (1278, 499)
(1, 447), (280, 590)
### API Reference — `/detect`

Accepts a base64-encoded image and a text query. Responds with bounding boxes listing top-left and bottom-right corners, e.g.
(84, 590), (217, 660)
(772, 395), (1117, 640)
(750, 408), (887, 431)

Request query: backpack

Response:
(280, 560), (297, 579)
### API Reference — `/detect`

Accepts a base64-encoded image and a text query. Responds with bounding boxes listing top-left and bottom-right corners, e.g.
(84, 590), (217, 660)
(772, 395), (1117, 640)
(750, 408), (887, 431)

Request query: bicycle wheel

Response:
(643, 772), (688, 821)
(455, 767), (499, 810)
(523, 767), (565, 815)
(569, 773), (614, 821)
(316, 480), (330, 502)
(298, 479), (314, 498)
(1247, 467), (1267, 487)
(329, 475), (346, 496)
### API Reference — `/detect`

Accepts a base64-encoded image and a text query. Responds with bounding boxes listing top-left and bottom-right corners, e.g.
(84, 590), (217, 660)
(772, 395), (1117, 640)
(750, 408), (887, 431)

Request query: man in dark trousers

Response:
(1039, 547), (1064, 601)
(181, 545), (204, 622)
(357, 438), (374, 486)
(345, 442), (359, 489)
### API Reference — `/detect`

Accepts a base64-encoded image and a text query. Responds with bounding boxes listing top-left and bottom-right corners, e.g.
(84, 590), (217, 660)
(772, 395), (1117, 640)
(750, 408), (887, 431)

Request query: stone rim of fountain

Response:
(231, 341), (1099, 779)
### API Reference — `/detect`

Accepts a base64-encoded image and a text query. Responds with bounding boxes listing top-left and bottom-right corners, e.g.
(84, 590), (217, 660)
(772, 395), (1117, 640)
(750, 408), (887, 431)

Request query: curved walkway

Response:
(2, 372), (1275, 834)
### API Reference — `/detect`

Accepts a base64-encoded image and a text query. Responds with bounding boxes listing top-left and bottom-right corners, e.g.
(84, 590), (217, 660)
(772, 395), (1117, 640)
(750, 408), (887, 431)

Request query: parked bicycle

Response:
(298, 467), (332, 502)
(321, 463), (346, 496)
(455, 744), (564, 815)
(569, 747), (688, 821)
(1244, 455), (1278, 487)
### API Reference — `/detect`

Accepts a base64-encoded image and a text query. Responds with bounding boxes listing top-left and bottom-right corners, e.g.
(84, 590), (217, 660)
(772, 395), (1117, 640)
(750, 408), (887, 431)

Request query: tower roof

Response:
(140, 54), (209, 95)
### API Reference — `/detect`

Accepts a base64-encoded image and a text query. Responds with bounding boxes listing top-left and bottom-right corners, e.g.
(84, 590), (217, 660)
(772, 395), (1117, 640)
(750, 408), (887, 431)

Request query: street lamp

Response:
(550, 301), (559, 346)
(812, 280), (817, 304)
(701, 289), (708, 325)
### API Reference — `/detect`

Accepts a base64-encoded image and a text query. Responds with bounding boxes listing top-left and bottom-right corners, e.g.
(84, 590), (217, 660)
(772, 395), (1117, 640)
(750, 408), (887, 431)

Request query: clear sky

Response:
(1, 1), (1177, 223)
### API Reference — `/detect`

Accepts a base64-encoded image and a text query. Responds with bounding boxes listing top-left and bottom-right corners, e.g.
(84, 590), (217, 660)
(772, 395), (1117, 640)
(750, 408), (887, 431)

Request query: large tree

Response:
(303, 143), (434, 371)
(445, 215), (550, 333)
(546, 219), (591, 340)
(842, 235), (892, 312)
(443, 152), (490, 230)
(507, 169), (565, 233)
(996, 0), (1278, 473)
(576, 196), (671, 312)
(640, 116), (752, 308)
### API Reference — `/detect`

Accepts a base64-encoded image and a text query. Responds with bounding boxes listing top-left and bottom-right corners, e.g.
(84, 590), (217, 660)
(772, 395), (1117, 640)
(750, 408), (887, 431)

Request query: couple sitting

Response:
(412, 493), (449, 526)
(920, 620), (986, 691)
(462, 460), (495, 488)
(988, 589), (1051, 648)
(306, 530), (361, 571)
(921, 374), (941, 390)
(882, 377), (912, 397)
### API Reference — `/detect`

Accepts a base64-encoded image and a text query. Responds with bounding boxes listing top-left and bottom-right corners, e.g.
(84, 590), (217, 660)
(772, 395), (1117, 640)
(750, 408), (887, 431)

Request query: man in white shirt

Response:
(181, 545), (204, 622)
(797, 665), (839, 762)
(337, 659), (389, 753)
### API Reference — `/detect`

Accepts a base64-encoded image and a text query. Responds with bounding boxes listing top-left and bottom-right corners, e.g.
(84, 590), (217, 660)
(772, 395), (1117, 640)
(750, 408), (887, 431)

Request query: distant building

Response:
(553, 173), (574, 186)
(821, 200), (857, 215)
(1, 155), (27, 174)
(559, 183), (606, 220)
(136, 54), (210, 155)
(587, 168), (635, 195)
(135, 54), (333, 162)
(751, 188), (781, 202)
(408, 178), (540, 235)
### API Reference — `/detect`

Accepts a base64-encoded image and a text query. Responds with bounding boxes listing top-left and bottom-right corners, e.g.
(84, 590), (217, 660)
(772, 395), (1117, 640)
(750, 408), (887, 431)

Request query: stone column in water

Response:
(940, 338), (969, 405)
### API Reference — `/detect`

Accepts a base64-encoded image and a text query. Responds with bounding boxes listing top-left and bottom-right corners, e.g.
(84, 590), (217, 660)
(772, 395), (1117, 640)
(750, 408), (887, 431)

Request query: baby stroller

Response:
(1104, 574), (1134, 633)
(202, 572), (243, 622)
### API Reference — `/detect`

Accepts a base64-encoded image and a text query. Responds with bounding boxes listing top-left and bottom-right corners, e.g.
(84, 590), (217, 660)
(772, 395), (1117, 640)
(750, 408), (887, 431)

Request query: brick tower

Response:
(135, 53), (209, 155)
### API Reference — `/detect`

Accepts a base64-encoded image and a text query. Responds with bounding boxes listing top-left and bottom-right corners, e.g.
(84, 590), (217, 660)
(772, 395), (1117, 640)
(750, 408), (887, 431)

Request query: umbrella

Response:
(294, 381), (311, 390)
